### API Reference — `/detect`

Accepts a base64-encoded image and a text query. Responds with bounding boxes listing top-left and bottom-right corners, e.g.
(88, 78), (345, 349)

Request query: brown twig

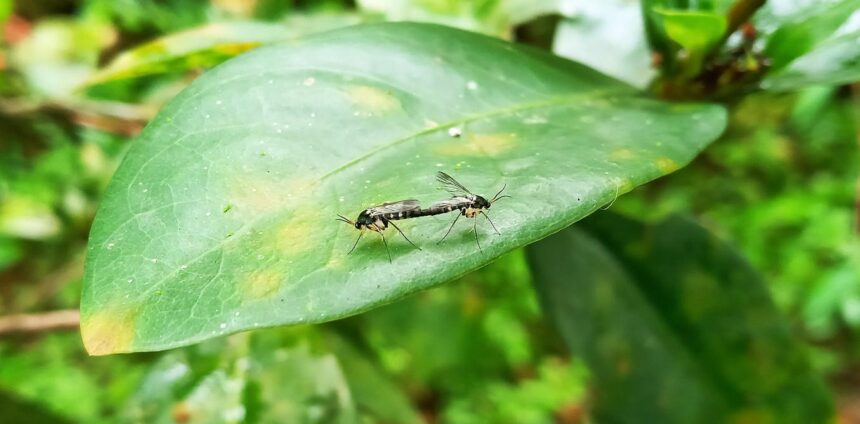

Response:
(725, 0), (767, 39)
(0, 309), (80, 335)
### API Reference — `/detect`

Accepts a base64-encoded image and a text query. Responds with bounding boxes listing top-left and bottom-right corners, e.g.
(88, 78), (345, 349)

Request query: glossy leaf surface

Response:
(81, 23), (726, 354)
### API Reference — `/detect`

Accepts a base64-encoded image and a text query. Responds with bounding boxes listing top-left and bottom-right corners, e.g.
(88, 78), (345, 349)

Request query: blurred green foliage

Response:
(0, 0), (857, 422)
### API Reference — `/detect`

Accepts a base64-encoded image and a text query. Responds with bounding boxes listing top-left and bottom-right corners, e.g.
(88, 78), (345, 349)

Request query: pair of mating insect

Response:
(336, 172), (510, 262)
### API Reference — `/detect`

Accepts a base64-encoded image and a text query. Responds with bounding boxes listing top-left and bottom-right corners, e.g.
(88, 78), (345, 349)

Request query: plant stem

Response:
(0, 309), (80, 335)
(726, 0), (767, 38)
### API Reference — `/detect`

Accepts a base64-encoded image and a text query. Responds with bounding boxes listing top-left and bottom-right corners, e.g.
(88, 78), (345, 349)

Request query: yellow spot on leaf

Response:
(229, 176), (318, 216)
(435, 132), (517, 157)
(273, 207), (320, 254)
(610, 148), (634, 160)
(81, 307), (137, 355)
(241, 269), (282, 300)
(655, 157), (680, 173)
(346, 85), (401, 113)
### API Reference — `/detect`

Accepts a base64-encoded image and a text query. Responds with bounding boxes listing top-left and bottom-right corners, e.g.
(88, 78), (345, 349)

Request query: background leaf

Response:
(80, 22), (726, 355)
(123, 329), (419, 424)
(84, 16), (364, 86)
(527, 211), (833, 423)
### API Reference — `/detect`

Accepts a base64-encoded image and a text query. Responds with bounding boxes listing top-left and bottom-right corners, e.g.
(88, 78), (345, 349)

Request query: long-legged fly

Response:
(336, 200), (423, 262)
(423, 171), (510, 252)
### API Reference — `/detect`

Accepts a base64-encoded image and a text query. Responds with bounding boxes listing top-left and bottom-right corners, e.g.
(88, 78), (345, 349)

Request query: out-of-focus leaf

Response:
(527, 212), (833, 423)
(0, 391), (74, 424)
(0, 195), (61, 240)
(10, 19), (116, 98)
(326, 335), (422, 424)
(0, 237), (22, 271)
(553, 0), (655, 89)
(357, 0), (559, 38)
(80, 22), (726, 355)
(655, 9), (726, 51)
(85, 16), (363, 86)
(125, 330), (415, 424)
(0, 0), (12, 25)
(763, 30), (860, 90)
(758, 0), (860, 67)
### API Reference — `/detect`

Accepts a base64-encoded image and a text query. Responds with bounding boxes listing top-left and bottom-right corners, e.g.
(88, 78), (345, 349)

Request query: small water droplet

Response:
(435, 163), (443, 167)
(205, 114), (211, 119)
(234, 311), (240, 317)
(205, 212), (211, 216)
(365, 180), (371, 184)
(151, 258), (158, 263)
(106, 242), (115, 250)
(142, 188), (148, 193)
(303, 77), (315, 86)
(466, 80), (478, 90)
(216, 100), (222, 105)
(127, 278), (134, 283)
(276, 128), (283, 133)
(220, 323), (227, 329)
(338, 196), (345, 202)
(268, 79), (273, 84)
(448, 127), (462, 137)
(180, 265), (188, 270)
(256, 254), (264, 260)
(310, 112), (316, 118)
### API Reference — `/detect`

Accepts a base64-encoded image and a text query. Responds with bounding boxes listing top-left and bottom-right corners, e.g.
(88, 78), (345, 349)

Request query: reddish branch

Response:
(0, 309), (80, 335)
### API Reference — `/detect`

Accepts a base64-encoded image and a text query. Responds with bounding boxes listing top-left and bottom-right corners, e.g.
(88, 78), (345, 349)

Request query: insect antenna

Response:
(491, 184), (511, 203)
(438, 213), (461, 244)
(336, 214), (354, 225)
(480, 211), (501, 235)
(389, 221), (421, 251)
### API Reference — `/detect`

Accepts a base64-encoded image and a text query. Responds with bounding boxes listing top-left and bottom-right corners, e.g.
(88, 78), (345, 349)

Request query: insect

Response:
(336, 200), (423, 262)
(423, 171), (510, 252)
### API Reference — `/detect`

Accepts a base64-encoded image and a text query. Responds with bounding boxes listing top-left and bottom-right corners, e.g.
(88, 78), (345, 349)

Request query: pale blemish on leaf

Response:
(655, 157), (680, 173)
(434, 132), (517, 157)
(345, 85), (401, 113)
(241, 269), (283, 300)
(82, 307), (137, 355)
(228, 176), (318, 216)
(610, 148), (635, 161)
(272, 207), (322, 255)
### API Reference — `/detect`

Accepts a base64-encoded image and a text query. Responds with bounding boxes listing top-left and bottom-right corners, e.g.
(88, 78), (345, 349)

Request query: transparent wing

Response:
(430, 197), (471, 209)
(367, 199), (421, 215)
(436, 171), (472, 196)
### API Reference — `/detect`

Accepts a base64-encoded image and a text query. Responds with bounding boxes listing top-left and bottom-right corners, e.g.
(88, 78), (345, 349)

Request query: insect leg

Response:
(379, 231), (392, 263)
(347, 231), (364, 254)
(389, 221), (421, 251)
(480, 211), (500, 235)
(438, 213), (461, 244)
(473, 219), (483, 253)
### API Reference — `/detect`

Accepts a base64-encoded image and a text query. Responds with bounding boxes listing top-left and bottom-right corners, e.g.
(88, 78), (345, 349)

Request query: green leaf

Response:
(758, 0), (860, 70)
(84, 16), (363, 86)
(124, 329), (419, 424)
(80, 22), (726, 354)
(527, 212), (834, 423)
(763, 30), (860, 90)
(653, 8), (727, 53)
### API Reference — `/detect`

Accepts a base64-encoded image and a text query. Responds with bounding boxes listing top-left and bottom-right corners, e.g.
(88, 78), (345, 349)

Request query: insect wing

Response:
(430, 197), (471, 210)
(367, 199), (421, 216)
(436, 171), (473, 196)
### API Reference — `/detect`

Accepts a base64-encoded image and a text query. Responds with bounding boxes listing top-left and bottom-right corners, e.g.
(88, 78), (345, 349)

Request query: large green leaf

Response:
(527, 212), (833, 423)
(80, 22), (726, 354)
